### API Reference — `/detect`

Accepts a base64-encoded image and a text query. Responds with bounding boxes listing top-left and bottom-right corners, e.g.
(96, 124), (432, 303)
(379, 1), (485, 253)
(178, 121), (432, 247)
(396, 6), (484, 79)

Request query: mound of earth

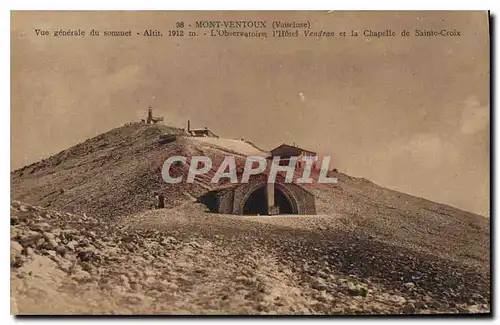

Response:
(11, 123), (236, 220)
(11, 123), (310, 220)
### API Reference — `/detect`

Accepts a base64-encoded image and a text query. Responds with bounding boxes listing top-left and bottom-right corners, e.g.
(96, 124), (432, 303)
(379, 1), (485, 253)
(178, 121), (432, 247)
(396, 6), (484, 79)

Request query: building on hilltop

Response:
(269, 143), (317, 168)
(142, 107), (164, 124)
(187, 120), (218, 138)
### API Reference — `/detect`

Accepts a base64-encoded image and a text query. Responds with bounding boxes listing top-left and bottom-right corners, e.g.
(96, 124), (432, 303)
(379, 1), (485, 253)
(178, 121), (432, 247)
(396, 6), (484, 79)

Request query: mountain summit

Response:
(10, 122), (490, 314)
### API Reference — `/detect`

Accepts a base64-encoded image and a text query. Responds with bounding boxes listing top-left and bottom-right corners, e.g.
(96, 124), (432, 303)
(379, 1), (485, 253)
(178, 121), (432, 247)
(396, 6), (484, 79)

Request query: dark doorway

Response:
(276, 188), (294, 214)
(243, 186), (268, 215)
(242, 186), (296, 215)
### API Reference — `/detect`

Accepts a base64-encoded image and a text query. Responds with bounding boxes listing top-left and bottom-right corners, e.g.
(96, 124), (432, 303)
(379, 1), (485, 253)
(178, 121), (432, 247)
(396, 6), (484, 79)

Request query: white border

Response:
(3, 2), (496, 324)
(2, 1), (498, 10)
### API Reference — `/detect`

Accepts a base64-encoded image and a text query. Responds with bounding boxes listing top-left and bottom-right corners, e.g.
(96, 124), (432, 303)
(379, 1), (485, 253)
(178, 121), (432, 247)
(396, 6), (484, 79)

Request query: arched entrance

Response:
(197, 174), (316, 215)
(275, 188), (294, 214)
(242, 186), (267, 215)
(242, 185), (297, 215)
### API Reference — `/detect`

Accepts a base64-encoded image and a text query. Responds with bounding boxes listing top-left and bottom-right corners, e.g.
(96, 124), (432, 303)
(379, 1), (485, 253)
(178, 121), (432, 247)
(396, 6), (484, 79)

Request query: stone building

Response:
(187, 120), (218, 138)
(270, 143), (317, 168)
(198, 173), (316, 215)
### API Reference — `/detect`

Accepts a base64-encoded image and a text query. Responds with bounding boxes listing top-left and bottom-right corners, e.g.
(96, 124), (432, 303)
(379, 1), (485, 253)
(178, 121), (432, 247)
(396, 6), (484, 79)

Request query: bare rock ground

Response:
(11, 201), (489, 315)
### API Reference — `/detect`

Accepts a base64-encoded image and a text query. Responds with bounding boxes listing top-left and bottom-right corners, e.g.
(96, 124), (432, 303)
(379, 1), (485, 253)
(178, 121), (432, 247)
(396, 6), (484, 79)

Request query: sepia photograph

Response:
(10, 10), (490, 315)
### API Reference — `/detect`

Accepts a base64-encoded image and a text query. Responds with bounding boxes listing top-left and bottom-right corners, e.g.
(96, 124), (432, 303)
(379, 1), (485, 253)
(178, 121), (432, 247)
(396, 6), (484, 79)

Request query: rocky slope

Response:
(11, 123), (283, 220)
(10, 123), (490, 315)
(11, 201), (489, 315)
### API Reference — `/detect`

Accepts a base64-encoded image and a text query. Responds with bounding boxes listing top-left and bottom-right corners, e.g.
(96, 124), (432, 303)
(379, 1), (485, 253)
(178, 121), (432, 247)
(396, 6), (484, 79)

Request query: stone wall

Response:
(198, 174), (316, 215)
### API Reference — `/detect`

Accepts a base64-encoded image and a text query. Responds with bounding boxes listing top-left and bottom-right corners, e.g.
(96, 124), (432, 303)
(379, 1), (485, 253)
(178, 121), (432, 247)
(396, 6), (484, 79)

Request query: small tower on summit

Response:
(146, 107), (164, 124)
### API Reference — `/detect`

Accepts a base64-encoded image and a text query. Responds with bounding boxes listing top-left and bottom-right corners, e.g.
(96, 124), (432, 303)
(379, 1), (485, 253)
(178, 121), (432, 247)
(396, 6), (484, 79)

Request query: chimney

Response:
(187, 120), (191, 132)
(147, 107), (153, 124)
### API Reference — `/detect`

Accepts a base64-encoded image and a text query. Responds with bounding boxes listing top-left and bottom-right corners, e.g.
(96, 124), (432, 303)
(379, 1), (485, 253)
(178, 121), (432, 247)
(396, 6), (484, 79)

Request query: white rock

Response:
(11, 241), (23, 254)
(26, 247), (35, 256)
(72, 269), (92, 282)
(11, 241), (23, 264)
(66, 240), (78, 250)
(124, 293), (144, 305)
(30, 222), (51, 231)
(403, 282), (416, 289)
